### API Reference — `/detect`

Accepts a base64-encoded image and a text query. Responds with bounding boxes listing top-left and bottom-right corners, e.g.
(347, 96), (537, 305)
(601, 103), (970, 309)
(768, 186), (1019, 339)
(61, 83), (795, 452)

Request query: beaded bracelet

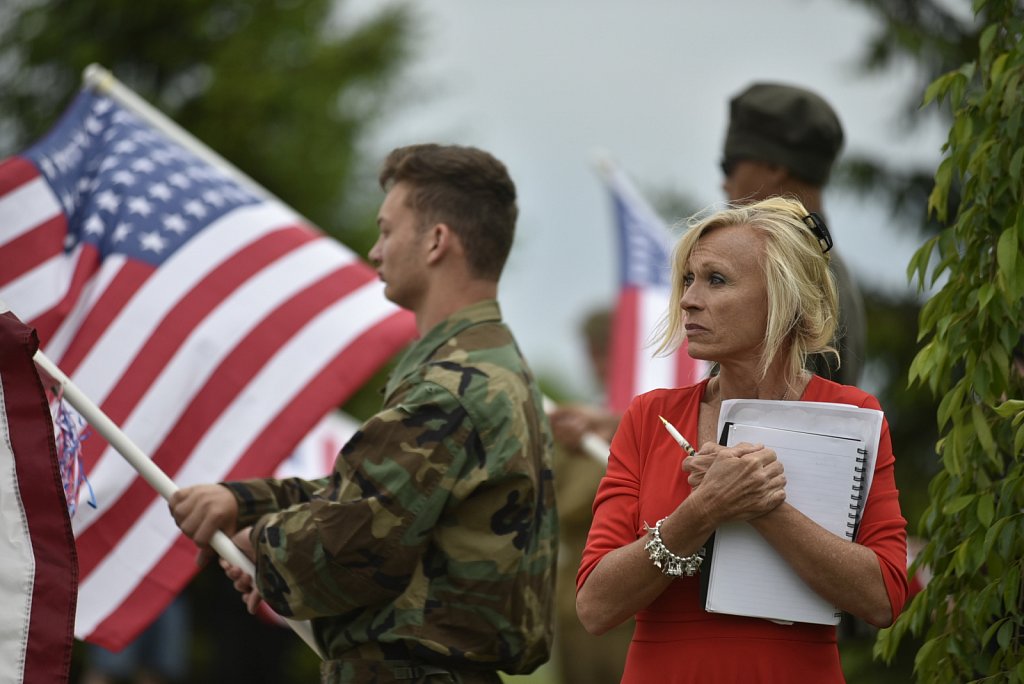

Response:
(643, 517), (705, 577)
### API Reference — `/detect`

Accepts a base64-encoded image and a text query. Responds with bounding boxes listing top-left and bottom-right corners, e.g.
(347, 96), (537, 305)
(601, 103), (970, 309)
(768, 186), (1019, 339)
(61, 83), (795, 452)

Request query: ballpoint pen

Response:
(658, 415), (697, 458)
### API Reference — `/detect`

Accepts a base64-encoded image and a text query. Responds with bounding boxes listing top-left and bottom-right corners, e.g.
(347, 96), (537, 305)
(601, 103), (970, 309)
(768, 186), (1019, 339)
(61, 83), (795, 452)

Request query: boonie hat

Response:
(723, 83), (844, 185)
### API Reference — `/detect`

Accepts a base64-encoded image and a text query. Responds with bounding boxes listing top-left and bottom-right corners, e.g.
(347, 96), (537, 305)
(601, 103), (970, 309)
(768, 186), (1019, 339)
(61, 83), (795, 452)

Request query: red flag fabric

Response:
(599, 162), (707, 413)
(0, 87), (416, 650)
(0, 306), (78, 684)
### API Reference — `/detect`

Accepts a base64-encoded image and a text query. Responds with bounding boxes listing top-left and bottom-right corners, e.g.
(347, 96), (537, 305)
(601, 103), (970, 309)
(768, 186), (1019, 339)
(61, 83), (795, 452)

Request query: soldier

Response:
(720, 82), (867, 385)
(171, 144), (557, 683)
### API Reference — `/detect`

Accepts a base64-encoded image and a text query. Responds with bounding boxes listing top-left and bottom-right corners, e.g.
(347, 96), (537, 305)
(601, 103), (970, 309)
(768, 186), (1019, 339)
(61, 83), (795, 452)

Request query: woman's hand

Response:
(686, 442), (787, 525)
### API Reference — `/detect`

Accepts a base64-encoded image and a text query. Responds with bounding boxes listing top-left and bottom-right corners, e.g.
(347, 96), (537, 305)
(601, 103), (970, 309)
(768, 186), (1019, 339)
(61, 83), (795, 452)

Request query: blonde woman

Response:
(576, 197), (908, 682)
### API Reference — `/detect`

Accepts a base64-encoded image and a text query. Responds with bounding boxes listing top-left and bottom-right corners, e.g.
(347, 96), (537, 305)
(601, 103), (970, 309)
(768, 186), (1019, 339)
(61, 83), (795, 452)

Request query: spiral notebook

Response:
(699, 401), (881, 626)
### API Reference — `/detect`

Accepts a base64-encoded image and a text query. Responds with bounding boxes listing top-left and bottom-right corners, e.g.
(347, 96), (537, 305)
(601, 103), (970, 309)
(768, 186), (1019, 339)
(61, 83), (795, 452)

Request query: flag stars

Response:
(85, 116), (104, 135)
(151, 149), (175, 165)
(92, 98), (113, 115)
(139, 231), (168, 253)
(184, 200), (207, 219)
(127, 197), (153, 216)
(98, 156), (121, 173)
(112, 222), (133, 242)
(61, 191), (76, 213)
(84, 214), (106, 236)
(148, 182), (173, 201)
(202, 189), (225, 207)
(96, 190), (120, 212)
(113, 140), (138, 155)
(168, 173), (190, 189)
(131, 158), (156, 174)
(162, 214), (188, 234)
(111, 170), (136, 186)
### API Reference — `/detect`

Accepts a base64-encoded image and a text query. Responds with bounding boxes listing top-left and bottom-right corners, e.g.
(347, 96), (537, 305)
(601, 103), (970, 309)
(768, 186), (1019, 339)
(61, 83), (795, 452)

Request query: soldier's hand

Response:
(220, 556), (263, 615)
(169, 484), (239, 553)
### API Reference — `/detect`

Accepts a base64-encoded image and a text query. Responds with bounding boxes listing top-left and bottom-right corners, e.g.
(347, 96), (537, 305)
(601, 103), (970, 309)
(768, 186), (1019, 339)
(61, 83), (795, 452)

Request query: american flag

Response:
(0, 305), (78, 684)
(599, 160), (707, 413)
(0, 88), (417, 650)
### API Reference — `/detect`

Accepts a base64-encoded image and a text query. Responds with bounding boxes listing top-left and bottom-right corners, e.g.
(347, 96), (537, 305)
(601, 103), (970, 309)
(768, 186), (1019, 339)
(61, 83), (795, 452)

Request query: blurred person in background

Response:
(549, 308), (632, 684)
(720, 81), (865, 386)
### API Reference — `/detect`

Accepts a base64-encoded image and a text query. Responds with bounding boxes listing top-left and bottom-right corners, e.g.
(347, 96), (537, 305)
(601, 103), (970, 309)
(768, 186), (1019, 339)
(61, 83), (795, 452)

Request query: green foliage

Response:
(874, 1), (1024, 680)
(0, 0), (415, 250)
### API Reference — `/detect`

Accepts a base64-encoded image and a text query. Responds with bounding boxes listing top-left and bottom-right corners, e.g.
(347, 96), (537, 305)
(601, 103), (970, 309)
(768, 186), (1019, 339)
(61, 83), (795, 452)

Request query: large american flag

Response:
(599, 161), (706, 413)
(0, 87), (416, 650)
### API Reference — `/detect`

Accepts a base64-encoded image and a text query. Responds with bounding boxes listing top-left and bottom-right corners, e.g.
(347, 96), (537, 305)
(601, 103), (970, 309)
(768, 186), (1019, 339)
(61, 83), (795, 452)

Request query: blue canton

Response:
(612, 189), (672, 289)
(24, 91), (262, 267)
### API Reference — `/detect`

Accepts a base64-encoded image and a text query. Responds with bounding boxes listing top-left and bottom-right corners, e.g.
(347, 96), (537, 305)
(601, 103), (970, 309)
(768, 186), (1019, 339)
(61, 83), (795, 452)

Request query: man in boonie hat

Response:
(720, 82), (866, 386)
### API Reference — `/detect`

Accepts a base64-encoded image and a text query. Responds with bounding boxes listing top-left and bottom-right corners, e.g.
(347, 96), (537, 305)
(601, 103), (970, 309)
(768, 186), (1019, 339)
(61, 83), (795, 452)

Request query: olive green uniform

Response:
(225, 300), (557, 683)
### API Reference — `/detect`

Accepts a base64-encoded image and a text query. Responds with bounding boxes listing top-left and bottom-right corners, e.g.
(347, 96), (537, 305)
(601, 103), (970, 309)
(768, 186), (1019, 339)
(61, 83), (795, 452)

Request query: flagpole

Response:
(31, 349), (325, 660)
(542, 396), (610, 464)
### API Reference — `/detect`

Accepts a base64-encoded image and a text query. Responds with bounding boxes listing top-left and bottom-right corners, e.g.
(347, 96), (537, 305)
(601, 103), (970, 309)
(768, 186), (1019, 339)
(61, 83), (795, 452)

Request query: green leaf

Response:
(1004, 564), (1020, 611)
(982, 617), (1006, 648)
(1011, 143), (1024, 184)
(944, 494), (976, 515)
(978, 282), (995, 310)
(923, 71), (955, 107)
(979, 24), (999, 59)
(997, 227), (1019, 285)
(976, 493), (994, 527)
(972, 405), (997, 456)
(997, 619), (1013, 649)
(990, 52), (1009, 82)
(929, 157), (954, 221)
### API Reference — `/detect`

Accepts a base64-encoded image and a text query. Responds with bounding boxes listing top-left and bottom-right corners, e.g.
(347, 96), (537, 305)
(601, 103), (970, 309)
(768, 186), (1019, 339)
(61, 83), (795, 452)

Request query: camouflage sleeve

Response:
(248, 381), (471, 619)
(223, 476), (330, 529)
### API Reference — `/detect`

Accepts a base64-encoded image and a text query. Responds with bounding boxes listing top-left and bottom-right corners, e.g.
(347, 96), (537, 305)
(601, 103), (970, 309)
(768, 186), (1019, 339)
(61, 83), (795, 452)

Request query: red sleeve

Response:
(576, 395), (645, 591)
(856, 407), (910, 620)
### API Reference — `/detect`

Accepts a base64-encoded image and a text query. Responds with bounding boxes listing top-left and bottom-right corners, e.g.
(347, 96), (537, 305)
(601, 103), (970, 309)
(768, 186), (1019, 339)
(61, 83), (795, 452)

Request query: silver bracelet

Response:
(643, 517), (705, 577)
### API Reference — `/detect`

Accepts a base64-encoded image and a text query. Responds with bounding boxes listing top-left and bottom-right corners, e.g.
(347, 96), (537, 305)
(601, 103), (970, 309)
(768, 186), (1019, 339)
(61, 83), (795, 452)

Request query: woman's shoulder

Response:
(805, 374), (881, 410)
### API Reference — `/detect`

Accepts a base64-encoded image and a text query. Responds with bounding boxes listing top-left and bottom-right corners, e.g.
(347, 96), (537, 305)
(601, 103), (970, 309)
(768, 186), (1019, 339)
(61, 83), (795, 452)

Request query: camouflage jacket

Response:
(225, 299), (557, 676)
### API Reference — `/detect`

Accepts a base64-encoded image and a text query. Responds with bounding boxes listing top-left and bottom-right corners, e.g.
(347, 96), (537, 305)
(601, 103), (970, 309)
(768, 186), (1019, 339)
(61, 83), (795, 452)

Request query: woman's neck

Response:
(708, 359), (807, 404)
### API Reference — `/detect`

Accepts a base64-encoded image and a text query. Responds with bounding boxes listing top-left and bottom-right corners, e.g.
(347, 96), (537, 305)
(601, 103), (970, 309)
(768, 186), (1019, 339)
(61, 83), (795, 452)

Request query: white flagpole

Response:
(30, 343), (324, 659)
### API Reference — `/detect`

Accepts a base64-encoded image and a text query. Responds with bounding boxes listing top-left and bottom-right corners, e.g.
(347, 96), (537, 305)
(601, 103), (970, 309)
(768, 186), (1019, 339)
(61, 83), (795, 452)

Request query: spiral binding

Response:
(845, 447), (869, 539)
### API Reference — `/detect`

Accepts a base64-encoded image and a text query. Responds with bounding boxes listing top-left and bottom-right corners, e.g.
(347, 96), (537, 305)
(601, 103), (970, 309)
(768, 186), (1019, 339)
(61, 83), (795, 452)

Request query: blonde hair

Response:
(656, 196), (839, 381)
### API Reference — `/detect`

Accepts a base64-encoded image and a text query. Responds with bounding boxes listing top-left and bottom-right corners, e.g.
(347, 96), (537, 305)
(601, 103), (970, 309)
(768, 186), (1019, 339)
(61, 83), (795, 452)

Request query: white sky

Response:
(342, 0), (950, 397)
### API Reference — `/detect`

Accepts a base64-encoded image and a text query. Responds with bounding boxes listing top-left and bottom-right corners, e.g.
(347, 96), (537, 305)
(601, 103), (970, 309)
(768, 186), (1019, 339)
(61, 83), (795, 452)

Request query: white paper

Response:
(701, 401), (883, 625)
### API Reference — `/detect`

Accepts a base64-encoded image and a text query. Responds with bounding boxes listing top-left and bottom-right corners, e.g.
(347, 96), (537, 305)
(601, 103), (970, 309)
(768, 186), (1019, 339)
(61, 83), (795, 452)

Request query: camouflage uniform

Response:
(224, 300), (558, 683)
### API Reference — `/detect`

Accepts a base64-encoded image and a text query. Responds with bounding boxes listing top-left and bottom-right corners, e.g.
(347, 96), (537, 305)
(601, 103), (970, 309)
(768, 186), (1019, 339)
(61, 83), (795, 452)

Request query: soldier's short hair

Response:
(379, 144), (518, 280)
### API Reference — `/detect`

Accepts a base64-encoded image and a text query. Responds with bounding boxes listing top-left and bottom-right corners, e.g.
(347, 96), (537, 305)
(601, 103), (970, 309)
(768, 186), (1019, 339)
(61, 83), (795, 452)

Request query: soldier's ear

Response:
(426, 223), (458, 265)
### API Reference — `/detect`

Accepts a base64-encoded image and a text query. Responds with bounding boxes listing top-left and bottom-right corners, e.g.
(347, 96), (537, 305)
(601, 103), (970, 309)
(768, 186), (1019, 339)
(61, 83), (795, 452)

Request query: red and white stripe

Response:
(607, 286), (705, 413)
(0, 154), (416, 650)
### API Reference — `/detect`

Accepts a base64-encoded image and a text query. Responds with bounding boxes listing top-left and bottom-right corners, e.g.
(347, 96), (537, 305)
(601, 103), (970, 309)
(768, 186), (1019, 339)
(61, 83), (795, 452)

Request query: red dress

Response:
(577, 376), (909, 683)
